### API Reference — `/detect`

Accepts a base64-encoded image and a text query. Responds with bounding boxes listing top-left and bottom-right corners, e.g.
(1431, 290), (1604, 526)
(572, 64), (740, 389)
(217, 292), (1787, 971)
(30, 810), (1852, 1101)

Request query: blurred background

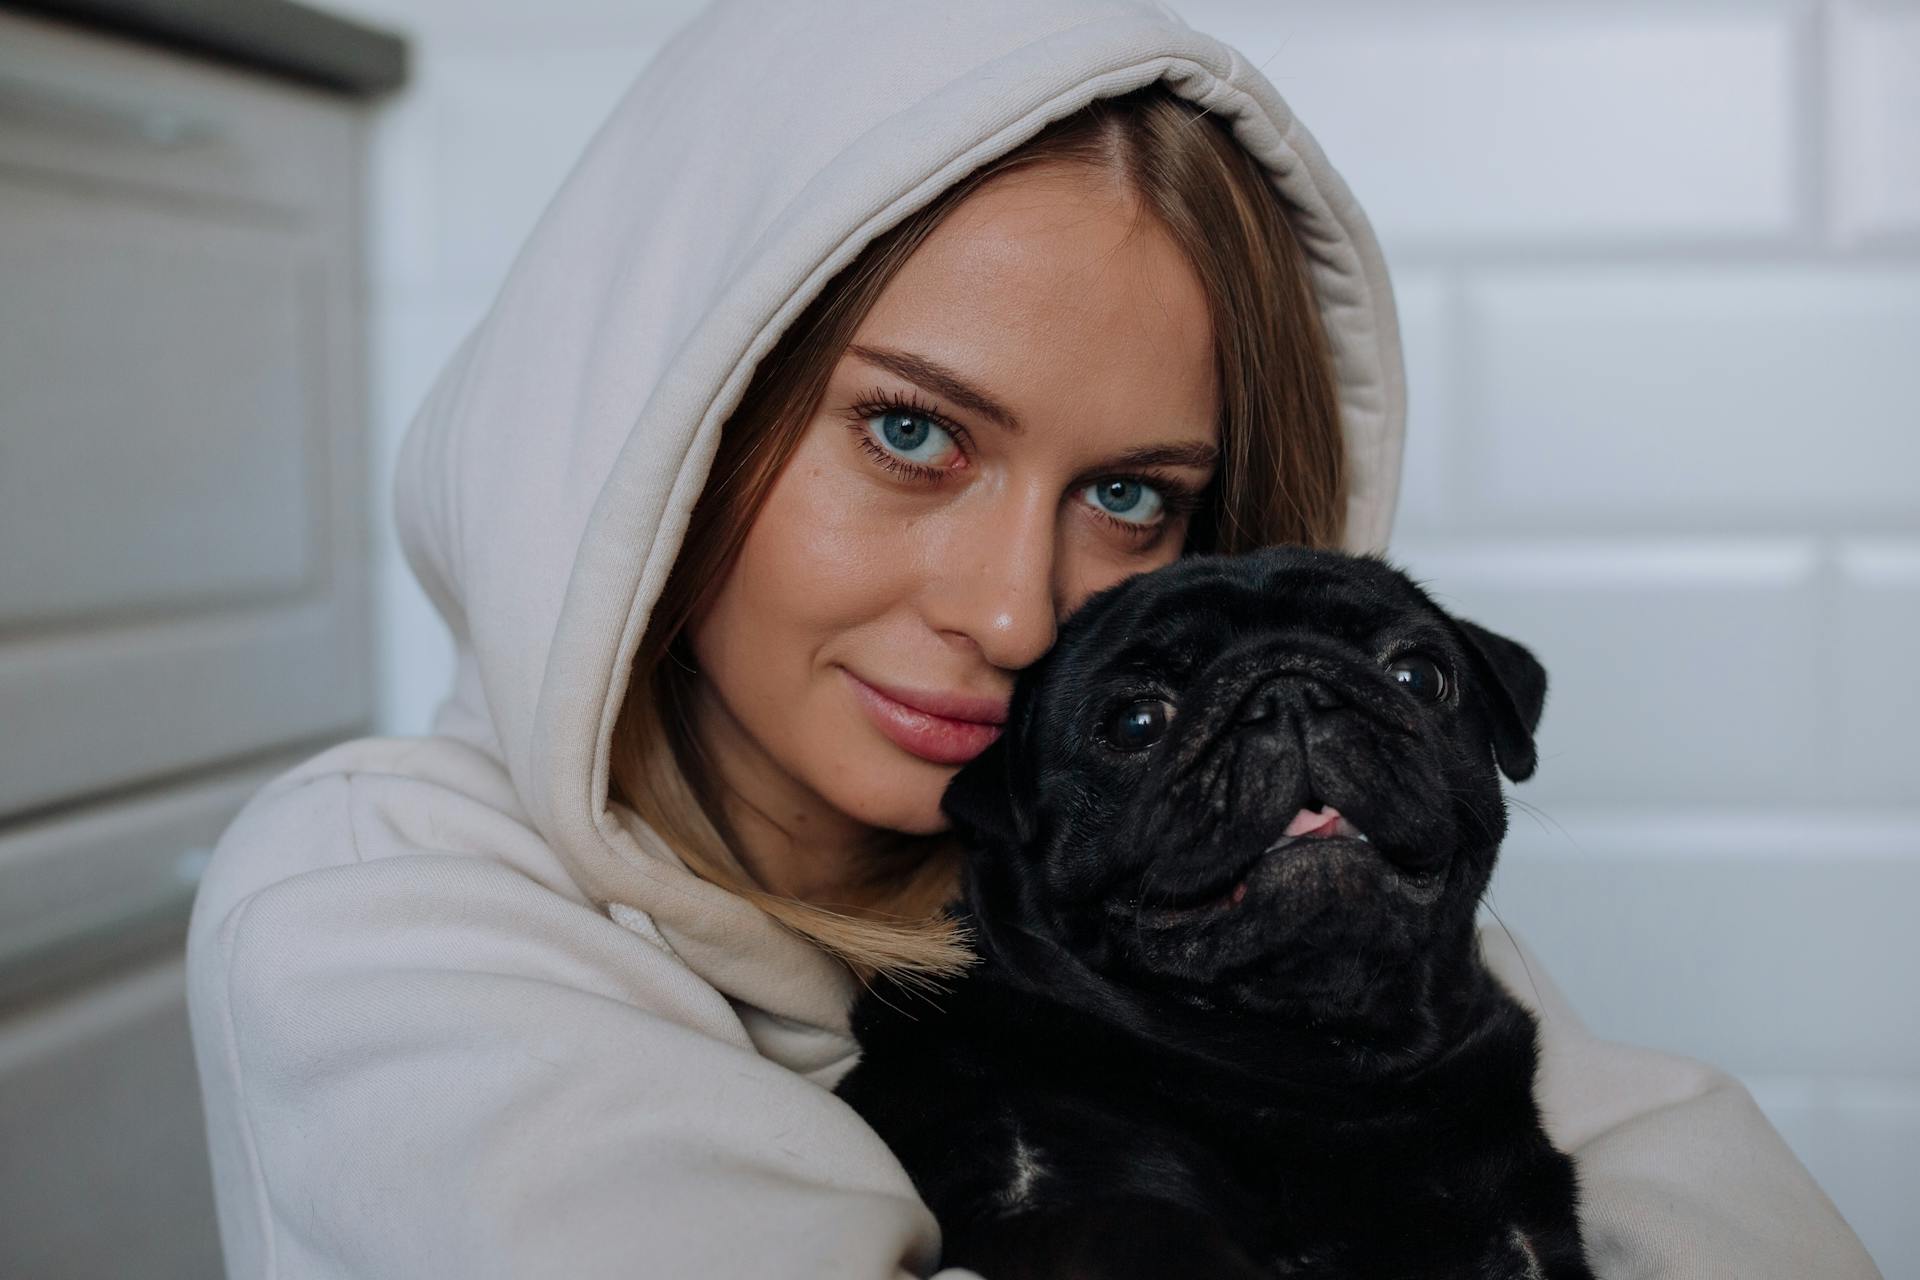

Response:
(0, 0), (1913, 1275)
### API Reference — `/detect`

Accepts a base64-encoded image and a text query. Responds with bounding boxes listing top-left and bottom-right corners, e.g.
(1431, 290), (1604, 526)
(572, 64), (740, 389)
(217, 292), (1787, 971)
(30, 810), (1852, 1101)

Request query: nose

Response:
(1236, 678), (1344, 725)
(926, 488), (1059, 672)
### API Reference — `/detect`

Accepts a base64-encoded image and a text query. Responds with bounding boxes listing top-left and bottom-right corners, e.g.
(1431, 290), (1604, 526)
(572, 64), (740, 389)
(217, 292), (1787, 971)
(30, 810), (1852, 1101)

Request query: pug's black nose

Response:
(1236, 687), (1280, 726)
(1303, 682), (1343, 712)
(1236, 675), (1344, 725)
(1236, 680), (1342, 726)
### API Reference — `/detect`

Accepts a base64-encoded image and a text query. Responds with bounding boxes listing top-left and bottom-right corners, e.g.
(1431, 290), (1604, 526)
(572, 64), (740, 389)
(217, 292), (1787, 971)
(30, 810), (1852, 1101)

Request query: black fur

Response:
(834, 546), (1594, 1279)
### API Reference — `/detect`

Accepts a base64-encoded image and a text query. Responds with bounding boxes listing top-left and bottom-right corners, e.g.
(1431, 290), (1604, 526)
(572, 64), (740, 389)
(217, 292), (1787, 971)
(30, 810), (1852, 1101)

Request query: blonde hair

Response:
(608, 84), (1346, 988)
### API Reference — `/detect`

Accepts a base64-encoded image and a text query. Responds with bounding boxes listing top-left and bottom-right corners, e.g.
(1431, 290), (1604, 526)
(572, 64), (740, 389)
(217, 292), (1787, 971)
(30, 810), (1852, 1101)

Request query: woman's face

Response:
(687, 161), (1219, 899)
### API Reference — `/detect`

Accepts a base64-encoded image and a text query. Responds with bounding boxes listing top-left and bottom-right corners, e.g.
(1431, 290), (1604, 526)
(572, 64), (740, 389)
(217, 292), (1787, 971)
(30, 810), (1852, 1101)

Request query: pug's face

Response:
(943, 546), (1547, 1024)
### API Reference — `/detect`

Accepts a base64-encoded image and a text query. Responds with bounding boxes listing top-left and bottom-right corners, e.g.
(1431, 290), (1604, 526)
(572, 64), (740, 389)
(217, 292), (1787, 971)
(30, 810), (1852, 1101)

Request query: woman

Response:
(183, 1), (1879, 1276)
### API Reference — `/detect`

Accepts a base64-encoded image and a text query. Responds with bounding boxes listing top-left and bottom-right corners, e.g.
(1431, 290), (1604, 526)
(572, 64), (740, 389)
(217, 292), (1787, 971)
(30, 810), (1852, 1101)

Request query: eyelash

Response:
(842, 387), (1207, 543)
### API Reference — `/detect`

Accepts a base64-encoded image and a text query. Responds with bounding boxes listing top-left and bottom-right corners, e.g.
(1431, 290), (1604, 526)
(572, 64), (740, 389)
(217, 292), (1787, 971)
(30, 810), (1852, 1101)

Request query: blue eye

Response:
(1083, 478), (1165, 525)
(869, 409), (959, 467)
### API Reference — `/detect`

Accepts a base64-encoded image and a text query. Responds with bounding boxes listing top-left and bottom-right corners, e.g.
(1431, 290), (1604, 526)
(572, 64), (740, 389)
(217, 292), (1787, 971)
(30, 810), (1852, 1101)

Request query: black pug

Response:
(834, 545), (1593, 1280)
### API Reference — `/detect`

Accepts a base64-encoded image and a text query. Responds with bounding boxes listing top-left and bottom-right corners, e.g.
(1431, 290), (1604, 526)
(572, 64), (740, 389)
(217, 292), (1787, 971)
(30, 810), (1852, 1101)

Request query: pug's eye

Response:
(1105, 699), (1175, 751)
(1387, 653), (1449, 703)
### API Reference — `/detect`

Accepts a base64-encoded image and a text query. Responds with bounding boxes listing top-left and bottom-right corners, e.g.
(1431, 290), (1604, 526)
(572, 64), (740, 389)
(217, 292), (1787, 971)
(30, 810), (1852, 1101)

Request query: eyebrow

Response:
(849, 343), (1024, 433)
(847, 342), (1219, 471)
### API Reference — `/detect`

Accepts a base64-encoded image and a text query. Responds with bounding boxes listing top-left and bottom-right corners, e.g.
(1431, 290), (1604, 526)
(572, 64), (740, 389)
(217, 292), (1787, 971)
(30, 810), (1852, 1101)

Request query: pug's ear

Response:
(940, 733), (1034, 848)
(1453, 618), (1548, 783)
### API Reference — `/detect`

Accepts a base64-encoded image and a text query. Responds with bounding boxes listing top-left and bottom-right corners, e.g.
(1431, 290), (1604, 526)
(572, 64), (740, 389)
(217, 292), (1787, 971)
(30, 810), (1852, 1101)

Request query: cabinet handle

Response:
(0, 71), (228, 150)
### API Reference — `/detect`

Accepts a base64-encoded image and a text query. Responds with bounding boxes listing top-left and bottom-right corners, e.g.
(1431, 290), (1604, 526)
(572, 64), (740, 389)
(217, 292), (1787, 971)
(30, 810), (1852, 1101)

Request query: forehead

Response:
(849, 163), (1219, 447)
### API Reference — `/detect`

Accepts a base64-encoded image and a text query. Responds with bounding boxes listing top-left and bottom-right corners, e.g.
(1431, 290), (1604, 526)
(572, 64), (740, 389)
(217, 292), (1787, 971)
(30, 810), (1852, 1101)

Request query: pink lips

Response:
(842, 669), (1007, 766)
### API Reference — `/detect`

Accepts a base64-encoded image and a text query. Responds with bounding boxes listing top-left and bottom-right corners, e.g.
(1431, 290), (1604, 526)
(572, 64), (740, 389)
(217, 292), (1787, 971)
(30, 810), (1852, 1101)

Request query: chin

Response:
(833, 760), (955, 837)
(861, 786), (954, 836)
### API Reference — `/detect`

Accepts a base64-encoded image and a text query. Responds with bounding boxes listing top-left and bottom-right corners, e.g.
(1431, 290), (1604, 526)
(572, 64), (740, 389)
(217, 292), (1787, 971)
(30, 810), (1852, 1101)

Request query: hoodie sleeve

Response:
(184, 771), (983, 1280)
(1477, 924), (1883, 1280)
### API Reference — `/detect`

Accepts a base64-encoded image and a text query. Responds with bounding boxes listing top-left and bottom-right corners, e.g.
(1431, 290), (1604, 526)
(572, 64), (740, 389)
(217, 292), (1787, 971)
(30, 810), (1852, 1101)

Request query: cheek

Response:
(714, 437), (907, 636)
(683, 426), (962, 833)
(1057, 536), (1188, 619)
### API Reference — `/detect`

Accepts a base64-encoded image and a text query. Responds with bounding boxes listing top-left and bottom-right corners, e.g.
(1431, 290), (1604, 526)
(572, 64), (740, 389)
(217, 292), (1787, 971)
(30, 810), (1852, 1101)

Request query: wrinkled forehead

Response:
(1062, 548), (1453, 678)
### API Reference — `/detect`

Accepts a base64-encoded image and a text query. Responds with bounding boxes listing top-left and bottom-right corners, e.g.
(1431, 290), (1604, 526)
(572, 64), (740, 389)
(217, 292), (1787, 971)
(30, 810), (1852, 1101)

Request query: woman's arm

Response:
(1478, 923), (1883, 1280)
(185, 770), (984, 1279)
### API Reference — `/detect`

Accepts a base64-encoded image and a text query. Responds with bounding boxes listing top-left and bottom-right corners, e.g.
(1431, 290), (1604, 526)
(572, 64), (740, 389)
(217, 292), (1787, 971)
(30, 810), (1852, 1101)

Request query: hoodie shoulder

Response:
(187, 734), (583, 936)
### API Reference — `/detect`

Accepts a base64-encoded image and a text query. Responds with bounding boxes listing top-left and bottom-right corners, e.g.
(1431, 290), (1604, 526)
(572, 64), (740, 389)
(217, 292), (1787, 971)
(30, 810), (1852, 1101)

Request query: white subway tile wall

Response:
(1835, 541), (1920, 798)
(1464, 268), (1920, 521)
(1832, 1), (1920, 243)
(1381, 269), (1456, 530)
(338, 2), (1917, 1271)
(1180, 2), (1808, 248)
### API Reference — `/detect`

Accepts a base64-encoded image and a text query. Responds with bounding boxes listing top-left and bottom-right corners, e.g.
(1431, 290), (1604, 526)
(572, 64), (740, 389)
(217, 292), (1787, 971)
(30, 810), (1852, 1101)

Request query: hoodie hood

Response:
(394, 0), (1405, 1028)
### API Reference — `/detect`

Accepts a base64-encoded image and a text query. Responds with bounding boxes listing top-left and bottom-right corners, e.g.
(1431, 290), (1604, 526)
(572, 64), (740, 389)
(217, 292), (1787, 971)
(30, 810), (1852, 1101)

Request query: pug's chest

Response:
(1202, 1096), (1575, 1272)
(1018, 1074), (1553, 1251)
(839, 977), (1589, 1279)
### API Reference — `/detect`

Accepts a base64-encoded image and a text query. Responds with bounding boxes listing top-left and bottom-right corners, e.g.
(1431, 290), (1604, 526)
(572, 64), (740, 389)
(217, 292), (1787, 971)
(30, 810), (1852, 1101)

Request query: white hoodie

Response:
(183, 1), (1882, 1276)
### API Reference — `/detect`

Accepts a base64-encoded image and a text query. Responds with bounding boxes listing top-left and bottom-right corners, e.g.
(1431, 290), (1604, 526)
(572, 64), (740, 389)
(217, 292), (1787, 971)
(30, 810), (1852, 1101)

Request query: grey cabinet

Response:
(0, 9), (374, 820)
(0, 7), (397, 1276)
(0, 958), (227, 1277)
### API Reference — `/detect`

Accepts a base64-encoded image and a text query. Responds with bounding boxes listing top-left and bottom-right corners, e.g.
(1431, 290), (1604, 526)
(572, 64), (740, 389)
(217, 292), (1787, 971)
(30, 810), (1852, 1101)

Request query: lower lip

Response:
(842, 669), (1004, 766)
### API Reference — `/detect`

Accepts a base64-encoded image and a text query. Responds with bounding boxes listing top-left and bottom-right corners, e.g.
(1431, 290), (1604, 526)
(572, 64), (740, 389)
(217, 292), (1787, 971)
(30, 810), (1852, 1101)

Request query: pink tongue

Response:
(1284, 805), (1346, 838)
